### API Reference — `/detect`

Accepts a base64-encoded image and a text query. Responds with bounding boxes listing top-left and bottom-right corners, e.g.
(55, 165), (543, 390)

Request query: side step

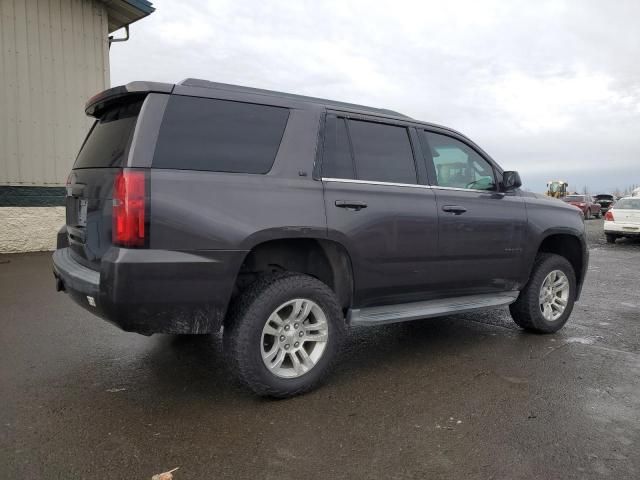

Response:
(348, 292), (520, 327)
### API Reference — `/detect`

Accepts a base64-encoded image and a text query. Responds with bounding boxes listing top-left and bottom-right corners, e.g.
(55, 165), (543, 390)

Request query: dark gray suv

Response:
(53, 79), (588, 397)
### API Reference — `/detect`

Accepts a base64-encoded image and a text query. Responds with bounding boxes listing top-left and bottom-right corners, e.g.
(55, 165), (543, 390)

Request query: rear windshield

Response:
(152, 95), (289, 174)
(74, 100), (143, 169)
(564, 195), (585, 202)
(615, 199), (640, 209)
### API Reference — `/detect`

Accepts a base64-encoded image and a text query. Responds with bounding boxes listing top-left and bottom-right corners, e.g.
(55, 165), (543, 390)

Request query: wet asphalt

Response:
(1, 220), (639, 479)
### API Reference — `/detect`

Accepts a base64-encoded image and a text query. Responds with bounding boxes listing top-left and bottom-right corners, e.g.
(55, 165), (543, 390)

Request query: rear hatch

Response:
(594, 195), (614, 209)
(66, 97), (144, 269)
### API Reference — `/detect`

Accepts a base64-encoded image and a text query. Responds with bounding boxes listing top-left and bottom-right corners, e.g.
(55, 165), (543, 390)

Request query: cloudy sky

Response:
(110, 0), (640, 193)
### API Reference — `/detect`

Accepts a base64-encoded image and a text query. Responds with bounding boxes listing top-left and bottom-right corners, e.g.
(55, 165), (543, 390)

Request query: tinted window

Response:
(423, 132), (495, 190)
(153, 96), (289, 173)
(322, 116), (354, 179)
(348, 120), (416, 184)
(74, 100), (143, 169)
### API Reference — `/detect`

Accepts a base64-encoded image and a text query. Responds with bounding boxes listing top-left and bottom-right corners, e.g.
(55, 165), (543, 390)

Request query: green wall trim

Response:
(0, 186), (66, 207)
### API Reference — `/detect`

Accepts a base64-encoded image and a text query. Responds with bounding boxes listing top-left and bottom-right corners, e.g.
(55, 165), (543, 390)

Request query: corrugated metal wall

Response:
(0, 0), (109, 186)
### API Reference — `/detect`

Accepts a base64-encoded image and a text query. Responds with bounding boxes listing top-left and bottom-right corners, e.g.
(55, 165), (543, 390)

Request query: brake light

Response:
(604, 210), (614, 221)
(113, 170), (146, 247)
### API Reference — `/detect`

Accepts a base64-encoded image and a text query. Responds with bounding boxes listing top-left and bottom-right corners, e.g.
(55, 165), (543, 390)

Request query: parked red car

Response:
(562, 194), (601, 219)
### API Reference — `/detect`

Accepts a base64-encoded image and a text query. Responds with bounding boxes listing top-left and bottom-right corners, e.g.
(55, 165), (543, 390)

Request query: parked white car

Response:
(604, 197), (640, 243)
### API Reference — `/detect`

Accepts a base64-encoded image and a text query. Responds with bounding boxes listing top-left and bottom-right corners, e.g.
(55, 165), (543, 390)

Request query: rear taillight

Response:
(604, 210), (614, 221)
(113, 170), (146, 247)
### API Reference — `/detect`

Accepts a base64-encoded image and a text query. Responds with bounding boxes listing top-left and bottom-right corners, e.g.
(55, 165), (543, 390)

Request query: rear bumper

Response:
(604, 222), (640, 236)
(53, 246), (246, 335)
(53, 248), (100, 303)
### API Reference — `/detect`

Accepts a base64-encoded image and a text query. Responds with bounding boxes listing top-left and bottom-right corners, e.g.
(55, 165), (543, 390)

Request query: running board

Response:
(348, 292), (520, 327)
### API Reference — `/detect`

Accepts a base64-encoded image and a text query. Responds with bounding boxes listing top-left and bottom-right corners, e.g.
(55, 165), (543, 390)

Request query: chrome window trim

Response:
(321, 177), (429, 189)
(431, 185), (502, 194)
(321, 177), (498, 194)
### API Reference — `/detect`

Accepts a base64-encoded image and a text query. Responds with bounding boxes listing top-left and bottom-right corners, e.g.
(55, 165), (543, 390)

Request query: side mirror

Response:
(502, 171), (522, 191)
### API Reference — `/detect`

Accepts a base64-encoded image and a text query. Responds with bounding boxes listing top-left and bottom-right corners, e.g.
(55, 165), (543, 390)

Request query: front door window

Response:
(423, 131), (496, 191)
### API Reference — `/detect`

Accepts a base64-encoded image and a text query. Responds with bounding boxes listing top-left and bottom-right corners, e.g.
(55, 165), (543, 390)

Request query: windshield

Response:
(564, 195), (585, 202)
(549, 182), (564, 193)
(615, 199), (640, 210)
(74, 100), (143, 169)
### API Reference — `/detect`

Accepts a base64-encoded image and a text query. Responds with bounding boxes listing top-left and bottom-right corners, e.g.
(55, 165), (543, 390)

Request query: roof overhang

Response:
(102, 0), (155, 34)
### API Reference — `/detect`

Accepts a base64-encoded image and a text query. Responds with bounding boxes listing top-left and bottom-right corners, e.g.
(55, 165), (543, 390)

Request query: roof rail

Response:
(178, 78), (412, 119)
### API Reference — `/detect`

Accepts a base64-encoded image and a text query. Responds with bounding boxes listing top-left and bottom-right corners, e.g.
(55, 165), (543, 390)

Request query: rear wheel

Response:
(224, 273), (345, 398)
(595, 210), (602, 219)
(509, 253), (576, 333)
(585, 209), (591, 220)
(605, 234), (617, 244)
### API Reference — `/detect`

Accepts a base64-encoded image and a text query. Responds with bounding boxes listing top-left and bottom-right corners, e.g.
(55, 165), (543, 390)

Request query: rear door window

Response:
(153, 96), (289, 173)
(321, 116), (355, 179)
(348, 120), (417, 184)
(74, 99), (143, 169)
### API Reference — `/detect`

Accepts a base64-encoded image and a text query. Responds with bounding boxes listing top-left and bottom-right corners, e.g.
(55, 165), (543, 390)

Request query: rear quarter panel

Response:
(149, 171), (327, 250)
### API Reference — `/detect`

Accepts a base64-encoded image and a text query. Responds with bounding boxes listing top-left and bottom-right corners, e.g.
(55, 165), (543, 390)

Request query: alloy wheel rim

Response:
(539, 270), (570, 321)
(260, 299), (329, 379)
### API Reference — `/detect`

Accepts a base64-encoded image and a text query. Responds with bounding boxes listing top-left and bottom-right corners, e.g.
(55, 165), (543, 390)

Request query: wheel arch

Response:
(533, 231), (587, 298)
(233, 236), (354, 312)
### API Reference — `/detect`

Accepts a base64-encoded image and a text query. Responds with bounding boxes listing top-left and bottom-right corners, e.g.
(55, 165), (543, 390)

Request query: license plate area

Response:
(78, 199), (88, 226)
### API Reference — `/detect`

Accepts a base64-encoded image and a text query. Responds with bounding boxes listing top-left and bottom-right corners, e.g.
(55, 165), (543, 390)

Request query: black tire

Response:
(224, 272), (345, 398)
(605, 234), (617, 244)
(509, 253), (576, 334)
(595, 210), (602, 219)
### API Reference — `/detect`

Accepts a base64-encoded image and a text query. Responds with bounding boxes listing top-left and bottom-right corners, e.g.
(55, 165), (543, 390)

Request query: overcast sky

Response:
(110, 0), (640, 193)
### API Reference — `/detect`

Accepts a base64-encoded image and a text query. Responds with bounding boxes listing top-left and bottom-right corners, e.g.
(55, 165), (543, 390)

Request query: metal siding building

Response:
(1, 0), (110, 186)
(0, 0), (153, 252)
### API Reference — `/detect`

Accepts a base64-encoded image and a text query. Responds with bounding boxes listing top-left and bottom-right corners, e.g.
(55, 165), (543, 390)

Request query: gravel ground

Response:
(1, 219), (638, 479)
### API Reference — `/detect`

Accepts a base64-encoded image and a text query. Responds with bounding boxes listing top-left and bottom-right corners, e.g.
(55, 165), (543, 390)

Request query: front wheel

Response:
(509, 253), (576, 333)
(224, 273), (345, 398)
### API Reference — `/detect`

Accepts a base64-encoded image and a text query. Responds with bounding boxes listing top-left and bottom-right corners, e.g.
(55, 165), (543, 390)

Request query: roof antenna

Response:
(108, 25), (130, 49)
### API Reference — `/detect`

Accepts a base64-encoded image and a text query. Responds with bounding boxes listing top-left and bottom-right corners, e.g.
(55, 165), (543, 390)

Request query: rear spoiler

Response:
(85, 81), (174, 117)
